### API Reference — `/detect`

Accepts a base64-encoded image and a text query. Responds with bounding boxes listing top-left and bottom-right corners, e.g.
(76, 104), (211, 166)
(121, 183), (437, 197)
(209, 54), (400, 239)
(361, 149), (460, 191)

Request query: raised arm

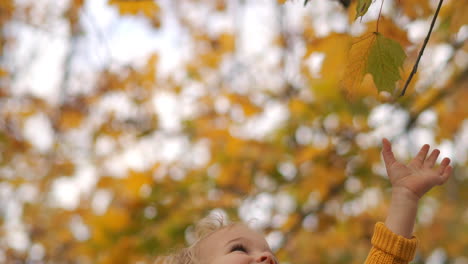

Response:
(382, 138), (451, 237)
(365, 138), (452, 264)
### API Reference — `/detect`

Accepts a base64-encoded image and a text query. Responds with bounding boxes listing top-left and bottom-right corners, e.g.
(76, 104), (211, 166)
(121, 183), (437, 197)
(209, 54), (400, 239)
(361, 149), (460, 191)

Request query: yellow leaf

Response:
(200, 52), (221, 68)
(216, 163), (251, 193)
(347, 1), (357, 24)
(91, 227), (107, 246)
(358, 74), (379, 98)
(437, 88), (468, 140)
(281, 213), (300, 232)
(273, 35), (287, 48)
(186, 63), (201, 80)
(218, 33), (235, 53)
(226, 93), (261, 117)
(449, 0), (468, 34)
(123, 170), (153, 199)
(366, 16), (411, 47)
(215, 0), (227, 11)
(299, 164), (345, 201)
(100, 207), (130, 231)
(225, 136), (244, 156)
(310, 34), (351, 80)
(295, 146), (322, 165)
(108, 0), (159, 18)
(303, 34), (351, 101)
(50, 159), (75, 176)
(58, 107), (84, 130)
(138, 53), (158, 90)
(303, 24), (316, 41)
(341, 33), (377, 99)
(0, 0), (15, 22)
(341, 33), (406, 97)
(399, 0), (432, 19)
(289, 98), (309, 116)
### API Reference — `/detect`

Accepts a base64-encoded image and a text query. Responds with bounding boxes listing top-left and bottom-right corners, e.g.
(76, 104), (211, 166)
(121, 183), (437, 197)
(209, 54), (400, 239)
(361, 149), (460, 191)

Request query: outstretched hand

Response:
(382, 138), (452, 201)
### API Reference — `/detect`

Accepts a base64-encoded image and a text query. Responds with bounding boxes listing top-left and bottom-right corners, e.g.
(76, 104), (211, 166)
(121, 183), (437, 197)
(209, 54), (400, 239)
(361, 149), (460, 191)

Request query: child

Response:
(157, 138), (452, 264)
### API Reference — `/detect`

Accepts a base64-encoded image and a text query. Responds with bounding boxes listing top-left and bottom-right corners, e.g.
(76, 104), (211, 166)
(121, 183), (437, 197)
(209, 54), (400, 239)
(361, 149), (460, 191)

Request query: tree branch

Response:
(400, 0), (444, 96)
(405, 66), (468, 131)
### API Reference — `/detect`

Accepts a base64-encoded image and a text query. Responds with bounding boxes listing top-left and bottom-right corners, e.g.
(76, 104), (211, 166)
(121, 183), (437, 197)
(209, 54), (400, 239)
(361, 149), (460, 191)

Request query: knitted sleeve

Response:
(364, 222), (418, 264)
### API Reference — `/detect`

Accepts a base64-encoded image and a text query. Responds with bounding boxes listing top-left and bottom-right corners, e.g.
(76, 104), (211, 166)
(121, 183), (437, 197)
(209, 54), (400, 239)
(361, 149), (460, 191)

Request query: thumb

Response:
(382, 138), (397, 167)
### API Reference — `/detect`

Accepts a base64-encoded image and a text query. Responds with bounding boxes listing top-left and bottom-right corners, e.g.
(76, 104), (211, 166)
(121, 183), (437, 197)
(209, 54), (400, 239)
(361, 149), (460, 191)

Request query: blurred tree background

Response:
(0, 0), (467, 263)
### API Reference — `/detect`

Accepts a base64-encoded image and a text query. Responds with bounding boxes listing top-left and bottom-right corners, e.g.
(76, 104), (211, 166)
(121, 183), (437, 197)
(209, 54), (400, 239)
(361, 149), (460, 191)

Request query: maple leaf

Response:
(367, 33), (406, 92)
(341, 32), (406, 96)
(355, 0), (372, 20)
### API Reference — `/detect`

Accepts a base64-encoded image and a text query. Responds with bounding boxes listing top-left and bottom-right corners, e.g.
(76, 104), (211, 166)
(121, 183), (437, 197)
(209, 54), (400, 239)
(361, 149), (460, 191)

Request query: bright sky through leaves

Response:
(0, 0), (467, 263)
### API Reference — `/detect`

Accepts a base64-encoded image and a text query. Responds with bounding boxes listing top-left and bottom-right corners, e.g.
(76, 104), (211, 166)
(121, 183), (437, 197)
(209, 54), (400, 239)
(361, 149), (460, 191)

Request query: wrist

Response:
(385, 187), (420, 238)
(391, 187), (420, 204)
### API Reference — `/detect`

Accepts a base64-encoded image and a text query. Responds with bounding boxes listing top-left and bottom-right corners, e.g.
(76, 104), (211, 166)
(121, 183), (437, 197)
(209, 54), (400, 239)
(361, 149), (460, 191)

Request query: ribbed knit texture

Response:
(365, 222), (418, 264)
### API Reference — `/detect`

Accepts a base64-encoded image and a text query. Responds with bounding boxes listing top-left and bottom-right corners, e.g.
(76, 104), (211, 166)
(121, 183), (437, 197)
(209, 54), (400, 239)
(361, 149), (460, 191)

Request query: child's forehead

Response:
(202, 224), (268, 247)
(222, 224), (262, 238)
(196, 224), (275, 262)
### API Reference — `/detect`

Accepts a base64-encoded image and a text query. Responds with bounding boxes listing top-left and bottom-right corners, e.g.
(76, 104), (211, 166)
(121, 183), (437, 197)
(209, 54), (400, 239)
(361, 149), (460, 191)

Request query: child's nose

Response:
(256, 252), (276, 264)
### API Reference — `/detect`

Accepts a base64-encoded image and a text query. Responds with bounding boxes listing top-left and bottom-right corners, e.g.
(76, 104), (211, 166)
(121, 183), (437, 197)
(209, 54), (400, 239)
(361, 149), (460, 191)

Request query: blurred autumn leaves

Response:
(0, 0), (467, 263)
(108, 0), (161, 27)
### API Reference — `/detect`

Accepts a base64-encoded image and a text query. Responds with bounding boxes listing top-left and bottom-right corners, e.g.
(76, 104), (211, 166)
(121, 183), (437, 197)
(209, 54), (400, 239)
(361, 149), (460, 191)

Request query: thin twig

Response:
(400, 0), (444, 96)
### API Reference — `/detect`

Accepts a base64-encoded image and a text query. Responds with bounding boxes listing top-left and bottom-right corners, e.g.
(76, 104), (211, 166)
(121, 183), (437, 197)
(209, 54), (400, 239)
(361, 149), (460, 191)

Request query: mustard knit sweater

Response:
(365, 222), (418, 264)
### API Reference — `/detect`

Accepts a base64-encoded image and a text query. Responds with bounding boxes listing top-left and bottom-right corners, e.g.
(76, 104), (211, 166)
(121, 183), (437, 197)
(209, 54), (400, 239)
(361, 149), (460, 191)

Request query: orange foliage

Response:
(0, 0), (466, 264)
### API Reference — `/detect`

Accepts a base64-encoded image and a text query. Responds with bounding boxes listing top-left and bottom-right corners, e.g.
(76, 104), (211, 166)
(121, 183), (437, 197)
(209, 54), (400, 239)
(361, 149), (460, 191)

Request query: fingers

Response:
(382, 138), (396, 166)
(423, 148), (440, 168)
(438, 165), (452, 185)
(437, 157), (451, 174)
(409, 144), (430, 167)
(437, 158), (451, 185)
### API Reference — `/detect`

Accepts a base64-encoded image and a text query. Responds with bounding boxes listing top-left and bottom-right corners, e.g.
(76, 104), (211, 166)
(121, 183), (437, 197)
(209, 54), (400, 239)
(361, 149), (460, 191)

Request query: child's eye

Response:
(230, 243), (248, 253)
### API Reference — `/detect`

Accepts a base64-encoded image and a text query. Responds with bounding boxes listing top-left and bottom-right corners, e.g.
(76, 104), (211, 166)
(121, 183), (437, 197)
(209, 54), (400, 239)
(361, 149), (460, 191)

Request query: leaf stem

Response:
(376, 0), (385, 32)
(400, 0), (444, 96)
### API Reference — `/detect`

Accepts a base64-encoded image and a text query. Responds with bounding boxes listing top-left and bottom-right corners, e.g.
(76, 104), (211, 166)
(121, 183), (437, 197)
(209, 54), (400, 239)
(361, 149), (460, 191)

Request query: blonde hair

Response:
(154, 214), (238, 264)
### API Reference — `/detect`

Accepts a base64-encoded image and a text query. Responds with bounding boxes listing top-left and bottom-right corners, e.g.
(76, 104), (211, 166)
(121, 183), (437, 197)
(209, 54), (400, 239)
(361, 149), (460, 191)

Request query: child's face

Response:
(197, 224), (278, 264)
